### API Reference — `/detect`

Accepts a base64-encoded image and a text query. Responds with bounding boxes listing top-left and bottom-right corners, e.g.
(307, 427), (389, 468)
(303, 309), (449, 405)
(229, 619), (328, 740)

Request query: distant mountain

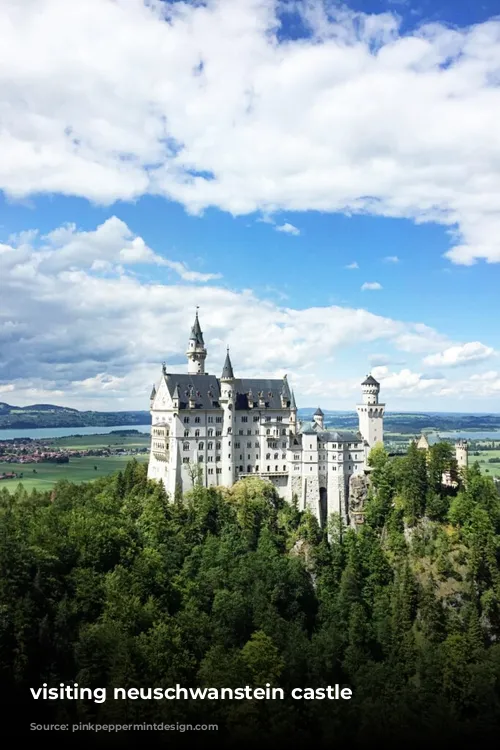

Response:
(0, 403), (150, 430)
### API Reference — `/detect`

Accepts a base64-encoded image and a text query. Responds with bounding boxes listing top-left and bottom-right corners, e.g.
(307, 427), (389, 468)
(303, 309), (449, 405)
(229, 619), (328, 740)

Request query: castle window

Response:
(216, 468), (222, 474)
(183, 417), (190, 423)
(240, 454), (243, 460)
(240, 465), (244, 472)
(294, 454), (300, 460)
(253, 416), (259, 422)
(266, 453), (270, 459)
(332, 466), (336, 470)
(255, 430), (259, 435)
(198, 442), (204, 450)
(266, 417), (271, 422)
(208, 417), (213, 423)
(198, 455), (203, 463)
(255, 465), (259, 472)
(216, 456), (221, 462)
(241, 416), (248, 423)
(239, 430), (244, 435)
(255, 442), (259, 447)
(275, 465), (278, 472)
(195, 417), (200, 423)
(283, 465), (286, 471)
(216, 442), (221, 450)
(183, 443), (189, 451)
(216, 430), (221, 437)
(295, 465), (299, 471)
(266, 429), (270, 435)
(195, 430), (200, 438)
(247, 442), (251, 448)
(216, 417), (222, 423)
(228, 428), (232, 434)
(310, 467), (312, 471)
(208, 429), (213, 436)
(208, 456), (213, 462)
(247, 429), (251, 435)
(282, 453), (286, 459)
(183, 457), (189, 463)
(184, 430), (189, 437)
(267, 466), (270, 472)
(281, 429), (286, 435)
(274, 453), (278, 460)
(247, 465), (251, 472)
(208, 442), (213, 450)
(208, 468), (214, 474)
(277, 416), (282, 422)
(282, 442), (286, 448)
(235, 442), (240, 448)
(228, 454), (231, 459)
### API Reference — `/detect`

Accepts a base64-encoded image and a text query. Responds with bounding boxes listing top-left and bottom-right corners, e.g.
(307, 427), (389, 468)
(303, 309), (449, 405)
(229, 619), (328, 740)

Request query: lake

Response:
(0, 425), (151, 441)
(434, 431), (500, 440)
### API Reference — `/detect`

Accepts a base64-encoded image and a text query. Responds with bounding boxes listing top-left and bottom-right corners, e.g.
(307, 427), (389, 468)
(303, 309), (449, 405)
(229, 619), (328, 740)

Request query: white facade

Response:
(147, 314), (384, 525)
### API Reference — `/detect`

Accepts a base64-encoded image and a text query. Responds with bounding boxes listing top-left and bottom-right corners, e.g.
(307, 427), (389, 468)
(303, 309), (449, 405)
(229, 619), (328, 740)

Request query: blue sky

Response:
(1, 0), (499, 412)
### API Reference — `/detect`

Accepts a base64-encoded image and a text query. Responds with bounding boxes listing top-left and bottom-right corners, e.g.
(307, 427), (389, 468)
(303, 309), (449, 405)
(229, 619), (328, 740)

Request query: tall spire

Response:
(149, 383), (157, 401)
(290, 390), (297, 410)
(186, 308), (207, 375)
(189, 307), (204, 347)
(221, 347), (234, 380)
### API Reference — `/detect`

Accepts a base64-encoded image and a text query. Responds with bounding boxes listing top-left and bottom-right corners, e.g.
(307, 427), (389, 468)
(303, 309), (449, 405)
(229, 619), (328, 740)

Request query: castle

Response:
(147, 312), (385, 524)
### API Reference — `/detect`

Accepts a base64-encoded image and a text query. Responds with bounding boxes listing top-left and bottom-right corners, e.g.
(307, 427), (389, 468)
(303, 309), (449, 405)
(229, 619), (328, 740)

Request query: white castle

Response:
(147, 312), (385, 524)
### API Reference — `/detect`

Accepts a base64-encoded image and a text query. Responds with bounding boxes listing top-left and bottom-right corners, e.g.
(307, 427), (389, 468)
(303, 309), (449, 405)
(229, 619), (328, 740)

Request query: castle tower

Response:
(220, 348), (235, 486)
(290, 390), (298, 435)
(356, 375), (385, 448)
(455, 439), (468, 469)
(186, 309), (207, 375)
(313, 407), (324, 430)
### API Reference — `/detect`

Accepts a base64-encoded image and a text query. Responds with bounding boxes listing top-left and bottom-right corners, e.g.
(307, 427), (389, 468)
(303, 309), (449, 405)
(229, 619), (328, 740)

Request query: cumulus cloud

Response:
(345, 262), (359, 269)
(3, 217), (493, 410)
(1, 1), (500, 264)
(423, 341), (495, 368)
(383, 255), (400, 263)
(361, 282), (382, 290)
(275, 222), (300, 235)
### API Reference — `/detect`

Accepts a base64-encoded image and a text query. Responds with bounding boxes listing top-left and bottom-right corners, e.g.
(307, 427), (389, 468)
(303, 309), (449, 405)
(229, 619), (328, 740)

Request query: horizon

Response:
(1, 0), (499, 412)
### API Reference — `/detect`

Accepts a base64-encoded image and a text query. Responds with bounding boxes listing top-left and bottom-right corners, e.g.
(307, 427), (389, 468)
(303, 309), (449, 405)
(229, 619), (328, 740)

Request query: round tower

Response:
(356, 374), (385, 448)
(186, 309), (207, 375)
(455, 439), (468, 469)
(220, 348), (235, 486)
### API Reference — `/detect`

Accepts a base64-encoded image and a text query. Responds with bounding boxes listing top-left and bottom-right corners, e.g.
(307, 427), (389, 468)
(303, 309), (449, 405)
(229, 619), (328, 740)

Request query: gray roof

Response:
(150, 384), (157, 400)
(166, 374), (220, 409)
(232, 378), (291, 410)
(221, 350), (234, 379)
(189, 311), (205, 347)
(362, 375), (379, 387)
(290, 390), (297, 410)
(299, 422), (362, 443)
(314, 407), (324, 416)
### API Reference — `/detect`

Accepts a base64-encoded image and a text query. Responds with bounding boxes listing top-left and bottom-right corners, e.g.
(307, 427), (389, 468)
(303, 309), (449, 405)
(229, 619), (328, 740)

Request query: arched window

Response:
(216, 442), (221, 450)
(184, 430), (189, 437)
(195, 429), (200, 437)
(208, 428), (213, 437)
(208, 442), (213, 450)
(266, 453), (270, 459)
(198, 442), (204, 450)
(274, 453), (278, 460)
(266, 429), (270, 435)
(183, 442), (189, 451)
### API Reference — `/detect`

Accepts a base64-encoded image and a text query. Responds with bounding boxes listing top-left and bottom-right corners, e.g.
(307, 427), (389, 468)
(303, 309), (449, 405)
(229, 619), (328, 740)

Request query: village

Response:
(0, 436), (149, 481)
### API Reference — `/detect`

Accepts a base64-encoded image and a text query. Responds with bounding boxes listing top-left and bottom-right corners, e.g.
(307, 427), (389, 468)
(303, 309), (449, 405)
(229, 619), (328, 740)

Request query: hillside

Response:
(1, 445), (500, 744)
(0, 402), (150, 429)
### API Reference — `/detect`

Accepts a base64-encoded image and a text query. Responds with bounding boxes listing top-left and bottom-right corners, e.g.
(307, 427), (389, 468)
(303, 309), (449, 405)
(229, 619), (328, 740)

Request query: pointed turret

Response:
(150, 383), (157, 401)
(313, 406), (324, 430)
(221, 348), (234, 380)
(186, 308), (207, 374)
(290, 390), (297, 410)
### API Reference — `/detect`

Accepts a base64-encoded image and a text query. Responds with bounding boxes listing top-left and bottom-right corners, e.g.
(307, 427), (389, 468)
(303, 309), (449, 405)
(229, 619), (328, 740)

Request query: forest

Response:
(1, 443), (500, 745)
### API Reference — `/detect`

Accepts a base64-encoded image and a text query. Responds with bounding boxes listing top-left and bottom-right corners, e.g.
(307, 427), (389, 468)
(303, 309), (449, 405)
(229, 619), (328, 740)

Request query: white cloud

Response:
(345, 262), (359, 269)
(275, 222), (300, 235)
(423, 341), (495, 368)
(371, 365), (445, 393)
(361, 282), (382, 290)
(383, 255), (400, 263)
(4, 216), (494, 410)
(1, 1), (500, 264)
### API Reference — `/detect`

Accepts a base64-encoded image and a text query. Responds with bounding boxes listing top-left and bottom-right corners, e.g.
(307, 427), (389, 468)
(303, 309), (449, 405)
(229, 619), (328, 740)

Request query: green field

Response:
(0, 454), (148, 493)
(470, 449), (500, 477)
(46, 433), (151, 450)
